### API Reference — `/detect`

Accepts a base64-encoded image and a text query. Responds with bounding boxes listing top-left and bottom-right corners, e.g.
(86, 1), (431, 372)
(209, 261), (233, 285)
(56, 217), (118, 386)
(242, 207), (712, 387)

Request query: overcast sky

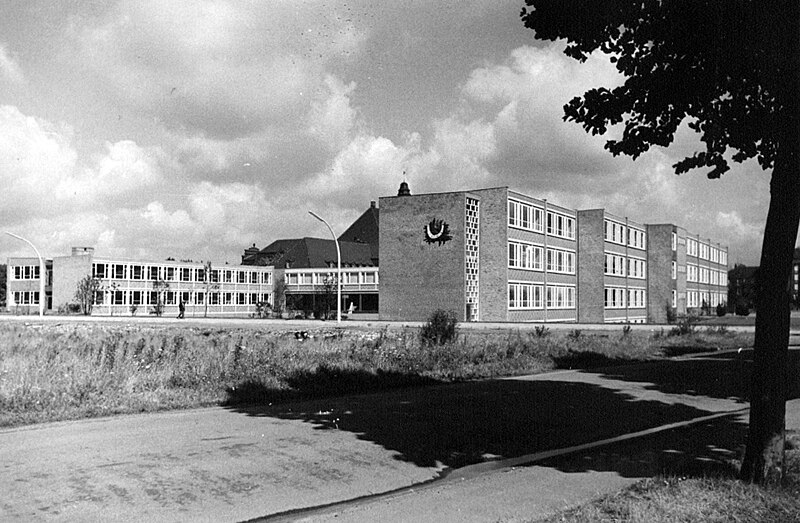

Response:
(0, 1), (773, 265)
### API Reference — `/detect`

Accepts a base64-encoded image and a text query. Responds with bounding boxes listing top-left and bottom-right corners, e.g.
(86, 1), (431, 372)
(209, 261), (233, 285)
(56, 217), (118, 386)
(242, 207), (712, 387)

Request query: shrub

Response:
(420, 309), (458, 346)
(534, 325), (550, 337)
(735, 300), (750, 316)
(665, 303), (677, 324)
(716, 303), (727, 317)
(670, 315), (697, 336)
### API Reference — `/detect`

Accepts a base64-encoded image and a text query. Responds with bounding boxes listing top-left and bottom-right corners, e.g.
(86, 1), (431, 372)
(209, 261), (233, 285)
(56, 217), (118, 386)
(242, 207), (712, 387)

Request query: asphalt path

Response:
(0, 349), (761, 522)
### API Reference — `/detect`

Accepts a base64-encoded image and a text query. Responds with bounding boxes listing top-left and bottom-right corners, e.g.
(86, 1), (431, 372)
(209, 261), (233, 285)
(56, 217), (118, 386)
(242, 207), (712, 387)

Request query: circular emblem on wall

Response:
(424, 218), (452, 245)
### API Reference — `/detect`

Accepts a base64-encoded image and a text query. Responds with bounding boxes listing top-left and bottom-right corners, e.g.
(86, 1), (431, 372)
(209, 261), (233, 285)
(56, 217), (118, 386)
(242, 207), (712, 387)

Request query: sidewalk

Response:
(0, 355), (767, 522)
(277, 406), (767, 522)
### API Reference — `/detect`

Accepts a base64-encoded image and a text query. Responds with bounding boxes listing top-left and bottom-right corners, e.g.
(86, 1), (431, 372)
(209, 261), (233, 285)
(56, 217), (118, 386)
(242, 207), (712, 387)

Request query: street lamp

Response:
(5, 232), (45, 317)
(308, 211), (341, 323)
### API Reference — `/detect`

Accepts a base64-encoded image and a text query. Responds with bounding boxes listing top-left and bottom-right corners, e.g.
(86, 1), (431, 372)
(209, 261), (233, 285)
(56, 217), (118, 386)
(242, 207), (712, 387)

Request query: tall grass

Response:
(0, 323), (753, 427)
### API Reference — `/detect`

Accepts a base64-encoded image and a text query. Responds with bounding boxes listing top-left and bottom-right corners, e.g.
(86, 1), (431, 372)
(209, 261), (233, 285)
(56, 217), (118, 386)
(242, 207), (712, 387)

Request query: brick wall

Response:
(379, 191), (466, 321)
(52, 254), (93, 310)
(577, 209), (605, 322)
(646, 224), (675, 323)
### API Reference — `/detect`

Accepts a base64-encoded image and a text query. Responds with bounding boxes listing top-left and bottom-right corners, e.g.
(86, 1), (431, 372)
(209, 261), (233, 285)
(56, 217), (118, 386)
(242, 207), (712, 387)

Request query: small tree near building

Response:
(151, 279), (170, 317)
(74, 275), (102, 315)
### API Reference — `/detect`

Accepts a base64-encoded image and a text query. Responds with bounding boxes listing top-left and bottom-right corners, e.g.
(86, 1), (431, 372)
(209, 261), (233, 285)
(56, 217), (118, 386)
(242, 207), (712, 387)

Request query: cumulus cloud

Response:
(67, 1), (367, 140)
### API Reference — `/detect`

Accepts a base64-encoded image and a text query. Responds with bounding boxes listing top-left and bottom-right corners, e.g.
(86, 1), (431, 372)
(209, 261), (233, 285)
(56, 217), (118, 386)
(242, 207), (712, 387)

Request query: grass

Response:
(0, 322), (753, 428)
(538, 432), (800, 523)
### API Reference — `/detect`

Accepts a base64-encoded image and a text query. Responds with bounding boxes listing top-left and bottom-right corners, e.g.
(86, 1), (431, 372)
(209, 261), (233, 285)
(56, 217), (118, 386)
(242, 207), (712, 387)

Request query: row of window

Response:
(604, 254), (646, 279)
(94, 290), (272, 306)
(92, 263), (272, 285)
(508, 199), (576, 240)
(604, 220), (646, 249)
(686, 264), (728, 285)
(604, 287), (647, 309)
(11, 291), (40, 305)
(685, 238), (727, 264)
(284, 271), (378, 286)
(508, 242), (576, 274)
(685, 291), (727, 308)
(508, 283), (576, 310)
(11, 265), (40, 280)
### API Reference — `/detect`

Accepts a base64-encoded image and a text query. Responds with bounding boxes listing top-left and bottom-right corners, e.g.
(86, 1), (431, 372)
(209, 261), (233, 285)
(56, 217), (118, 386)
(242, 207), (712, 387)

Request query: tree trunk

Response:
(739, 160), (800, 483)
(740, 7), (800, 482)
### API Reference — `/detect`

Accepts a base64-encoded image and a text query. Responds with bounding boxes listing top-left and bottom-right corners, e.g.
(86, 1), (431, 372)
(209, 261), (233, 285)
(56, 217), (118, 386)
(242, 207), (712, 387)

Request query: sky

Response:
(0, 0), (774, 266)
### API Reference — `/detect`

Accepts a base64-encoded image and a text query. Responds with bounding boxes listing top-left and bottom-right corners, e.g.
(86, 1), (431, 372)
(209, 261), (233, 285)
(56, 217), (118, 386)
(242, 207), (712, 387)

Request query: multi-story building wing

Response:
(5, 256), (53, 313)
(647, 224), (728, 322)
(8, 247), (274, 317)
(577, 210), (648, 323)
(379, 185), (578, 322)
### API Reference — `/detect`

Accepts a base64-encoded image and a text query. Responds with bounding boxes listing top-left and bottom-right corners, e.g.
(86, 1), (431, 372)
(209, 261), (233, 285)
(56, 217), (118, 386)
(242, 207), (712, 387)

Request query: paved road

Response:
(0, 350), (758, 522)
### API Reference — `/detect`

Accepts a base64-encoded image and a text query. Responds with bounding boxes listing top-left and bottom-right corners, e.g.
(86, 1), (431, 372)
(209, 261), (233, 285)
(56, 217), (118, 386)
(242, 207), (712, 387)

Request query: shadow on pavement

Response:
(580, 349), (800, 403)
(223, 366), (741, 474)
(536, 414), (747, 479)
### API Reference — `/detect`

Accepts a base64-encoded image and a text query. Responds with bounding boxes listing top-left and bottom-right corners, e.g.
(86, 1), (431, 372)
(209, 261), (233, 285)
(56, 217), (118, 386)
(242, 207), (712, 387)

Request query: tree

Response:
(74, 275), (102, 315)
(521, 1), (800, 484)
(151, 279), (170, 317)
(0, 264), (6, 309)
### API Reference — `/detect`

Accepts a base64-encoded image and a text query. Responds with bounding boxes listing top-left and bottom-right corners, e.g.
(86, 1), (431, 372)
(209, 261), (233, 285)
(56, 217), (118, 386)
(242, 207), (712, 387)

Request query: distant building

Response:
(7, 248), (273, 317)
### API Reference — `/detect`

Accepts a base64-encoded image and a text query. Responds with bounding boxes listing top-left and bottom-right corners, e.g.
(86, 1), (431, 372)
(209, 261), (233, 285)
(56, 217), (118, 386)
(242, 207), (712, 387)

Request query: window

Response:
(149, 266), (160, 280)
(131, 291), (143, 305)
(262, 272), (272, 285)
(546, 248), (575, 274)
(672, 232), (677, 251)
(671, 290), (677, 308)
(508, 282), (543, 309)
(547, 285), (575, 309)
(547, 211), (576, 239)
(604, 220), (627, 245)
(720, 250), (728, 266)
(687, 238), (698, 257)
(672, 261), (677, 280)
(509, 241), (543, 271)
(604, 287), (626, 309)
(181, 268), (192, 282)
(238, 271), (247, 283)
(604, 253), (626, 277)
(93, 263), (107, 279)
(627, 288), (646, 308)
(113, 290), (125, 305)
(628, 228), (646, 249)
(687, 264), (698, 282)
(628, 258), (646, 279)
(508, 199), (544, 232)
(166, 267), (176, 281)
(113, 264), (126, 280)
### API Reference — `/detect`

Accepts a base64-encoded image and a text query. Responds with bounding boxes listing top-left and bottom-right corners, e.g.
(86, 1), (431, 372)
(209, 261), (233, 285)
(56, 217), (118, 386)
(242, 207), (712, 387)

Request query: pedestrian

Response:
(178, 299), (185, 319)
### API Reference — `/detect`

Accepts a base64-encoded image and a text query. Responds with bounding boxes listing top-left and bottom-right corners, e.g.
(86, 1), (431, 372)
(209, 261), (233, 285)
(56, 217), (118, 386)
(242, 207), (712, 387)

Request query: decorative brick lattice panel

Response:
(465, 197), (480, 321)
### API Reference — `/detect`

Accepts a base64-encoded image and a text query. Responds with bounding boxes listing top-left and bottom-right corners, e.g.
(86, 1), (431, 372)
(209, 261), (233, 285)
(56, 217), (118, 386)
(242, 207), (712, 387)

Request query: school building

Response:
(5, 183), (729, 323)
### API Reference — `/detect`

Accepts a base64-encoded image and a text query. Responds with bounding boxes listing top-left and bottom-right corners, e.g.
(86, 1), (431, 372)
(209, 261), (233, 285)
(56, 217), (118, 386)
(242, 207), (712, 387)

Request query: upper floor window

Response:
(508, 199), (543, 233)
(547, 211), (576, 240)
(604, 220), (626, 245)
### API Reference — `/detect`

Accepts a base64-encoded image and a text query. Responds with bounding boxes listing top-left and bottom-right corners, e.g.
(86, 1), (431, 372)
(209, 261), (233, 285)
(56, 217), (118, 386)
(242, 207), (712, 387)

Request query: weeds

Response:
(0, 322), (753, 428)
(420, 309), (458, 345)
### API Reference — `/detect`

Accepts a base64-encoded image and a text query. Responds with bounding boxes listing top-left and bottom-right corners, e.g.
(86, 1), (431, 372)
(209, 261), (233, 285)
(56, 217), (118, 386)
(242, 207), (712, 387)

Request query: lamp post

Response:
(308, 211), (341, 323)
(5, 232), (45, 317)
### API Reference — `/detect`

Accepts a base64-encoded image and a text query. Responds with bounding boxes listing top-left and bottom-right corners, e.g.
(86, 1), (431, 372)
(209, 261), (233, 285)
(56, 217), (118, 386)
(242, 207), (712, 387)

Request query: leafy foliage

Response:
(521, 1), (794, 179)
(74, 275), (101, 315)
(420, 309), (458, 346)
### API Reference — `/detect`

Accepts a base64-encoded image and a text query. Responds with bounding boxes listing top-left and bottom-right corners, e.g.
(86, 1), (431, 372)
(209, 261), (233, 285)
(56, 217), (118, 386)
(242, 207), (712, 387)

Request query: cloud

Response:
(0, 44), (24, 84)
(67, 1), (368, 140)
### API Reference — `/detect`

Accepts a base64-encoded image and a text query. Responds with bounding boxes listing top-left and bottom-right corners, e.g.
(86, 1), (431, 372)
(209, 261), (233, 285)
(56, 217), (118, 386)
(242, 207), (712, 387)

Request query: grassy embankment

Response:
(541, 432), (800, 523)
(0, 322), (752, 427)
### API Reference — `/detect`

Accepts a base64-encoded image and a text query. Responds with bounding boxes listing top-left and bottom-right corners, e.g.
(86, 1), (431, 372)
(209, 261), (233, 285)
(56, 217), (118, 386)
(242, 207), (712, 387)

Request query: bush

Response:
(420, 309), (458, 346)
(716, 303), (727, 317)
(735, 300), (750, 316)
